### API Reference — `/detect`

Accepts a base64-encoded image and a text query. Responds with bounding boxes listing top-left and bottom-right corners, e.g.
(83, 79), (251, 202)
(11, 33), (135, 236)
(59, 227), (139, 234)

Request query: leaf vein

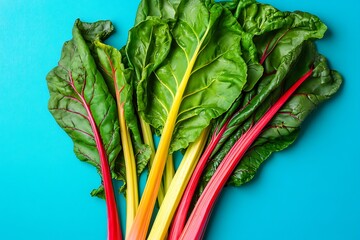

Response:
(181, 78), (216, 101)
(63, 126), (95, 139)
(154, 71), (175, 99)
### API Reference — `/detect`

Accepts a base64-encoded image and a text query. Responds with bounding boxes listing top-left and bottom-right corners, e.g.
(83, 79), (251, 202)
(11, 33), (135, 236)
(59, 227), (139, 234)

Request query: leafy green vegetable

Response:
(240, 31), (264, 91)
(135, 0), (181, 24)
(95, 42), (151, 176)
(74, 20), (127, 189)
(212, 43), (304, 156)
(75, 19), (114, 46)
(230, 44), (342, 186)
(46, 19), (122, 240)
(126, 16), (173, 204)
(47, 19), (121, 189)
(73, 21), (152, 182)
(232, 1), (327, 91)
(203, 41), (342, 189)
(137, 1), (247, 152)
(126, 17), (172, 131)
(210, 1), (328, 158)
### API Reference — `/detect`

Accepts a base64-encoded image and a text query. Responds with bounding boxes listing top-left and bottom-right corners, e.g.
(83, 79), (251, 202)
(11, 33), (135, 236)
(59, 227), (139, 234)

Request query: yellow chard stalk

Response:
(164, 154), (175, 192)
(147, 127), (210, 240)
(139, 118), (165, 205)
(127, 63), (195, 239)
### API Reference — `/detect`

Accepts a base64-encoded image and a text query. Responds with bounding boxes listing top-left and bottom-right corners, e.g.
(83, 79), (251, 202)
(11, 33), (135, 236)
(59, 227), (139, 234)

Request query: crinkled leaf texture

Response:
(137, 0), (247, 153)
(202, 41), (342, 188)
(231, 45), (342, 185)
(135, 0), (182, 24)
(46, 19), (121, 197)
(210, 1), (328, 156)
(213, 42), (305, 156)
(237, 2), (327, 67)
(75, 19), (114, 46)
(126, 17), (172, 89)
(241, 1), (327, 89)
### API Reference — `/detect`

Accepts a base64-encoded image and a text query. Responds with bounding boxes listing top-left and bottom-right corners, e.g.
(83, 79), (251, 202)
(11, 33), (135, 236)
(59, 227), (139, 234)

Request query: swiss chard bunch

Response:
(46, 0), (342, 239)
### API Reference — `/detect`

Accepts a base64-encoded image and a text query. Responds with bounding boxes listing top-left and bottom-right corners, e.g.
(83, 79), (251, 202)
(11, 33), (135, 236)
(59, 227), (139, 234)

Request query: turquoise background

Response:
(0, 0), (359, 239)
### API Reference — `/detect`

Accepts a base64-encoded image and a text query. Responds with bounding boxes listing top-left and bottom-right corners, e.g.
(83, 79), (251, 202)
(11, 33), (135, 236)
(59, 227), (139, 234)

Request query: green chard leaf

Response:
(46, 19), (121, 195)
(237, 2), (327, 65)
(240, 30), (263, 91)
(75, 19), (155, 183)
(135, 0), (181, 24)
(125, 16), (173, 178)
(122, 16), (174, 202)
(218, 1), (260, 92)
(209, 2), (328, 155)
(202, 41), (342, 189)
(94, 41), (152, 176)
(126, 17), (172, 88)
(237, 2), (327, 35)
(212, 43), (304, 156)
(137, 0), (247, 152)
(218, 1), (242, 12)
(75, 19), (114, 45)
(231, 1), (327, 91)
(230, 42), (342, 185)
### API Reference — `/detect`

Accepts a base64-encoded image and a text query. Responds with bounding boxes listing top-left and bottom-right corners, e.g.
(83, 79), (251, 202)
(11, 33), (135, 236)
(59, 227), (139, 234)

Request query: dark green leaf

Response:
(75, 19), (114, 44)
(46, 20), (121, 196)
(232, 1), (327, 91)
(135, 0), (181, 24)
(94, 42), (152, 176)
(126, 17), (172, 87)
(137, 1), (247, 152)
(212, 39), (305, 158)
(202, 41), (342, 188)
(209, 2), (328, 156)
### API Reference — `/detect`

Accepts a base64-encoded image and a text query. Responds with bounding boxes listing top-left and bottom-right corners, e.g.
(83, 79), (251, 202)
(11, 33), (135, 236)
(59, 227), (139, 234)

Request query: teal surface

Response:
(0, 0), (359, 239)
